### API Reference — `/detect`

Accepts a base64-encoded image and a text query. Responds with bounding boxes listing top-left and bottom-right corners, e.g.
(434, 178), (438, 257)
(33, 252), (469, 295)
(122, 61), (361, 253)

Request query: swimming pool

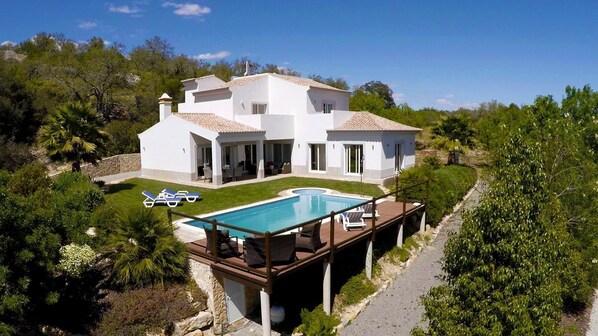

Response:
(187, 191), (365, 238)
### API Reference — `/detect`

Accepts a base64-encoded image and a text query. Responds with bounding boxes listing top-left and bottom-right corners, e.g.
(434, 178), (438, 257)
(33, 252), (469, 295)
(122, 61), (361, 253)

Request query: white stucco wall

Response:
(231, 76), (269, 117)
(179, 90), (232, 116)
(306, 88), (350, 114)
(268, 76), (308, 116)
(140, 117), (198, 178)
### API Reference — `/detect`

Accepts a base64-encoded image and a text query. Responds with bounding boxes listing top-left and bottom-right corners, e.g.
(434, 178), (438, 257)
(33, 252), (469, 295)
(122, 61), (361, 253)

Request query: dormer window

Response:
(252, 103), (267, 114)
(323, 102), (335, 114)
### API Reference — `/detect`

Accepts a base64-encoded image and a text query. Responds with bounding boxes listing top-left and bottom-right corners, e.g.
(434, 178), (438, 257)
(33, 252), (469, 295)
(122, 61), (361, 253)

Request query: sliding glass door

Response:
(310, 144), (326, 171)
(345, 144), (362, 174)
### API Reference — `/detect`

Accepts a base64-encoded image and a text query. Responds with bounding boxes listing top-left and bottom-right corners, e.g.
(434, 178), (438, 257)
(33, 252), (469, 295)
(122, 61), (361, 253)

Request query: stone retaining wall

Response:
(80, 153), (140, 178)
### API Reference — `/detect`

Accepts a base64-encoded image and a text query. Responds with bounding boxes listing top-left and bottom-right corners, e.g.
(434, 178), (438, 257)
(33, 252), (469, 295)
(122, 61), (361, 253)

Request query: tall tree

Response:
(38, 102), (108, 172)
(358, 80), (395, 109)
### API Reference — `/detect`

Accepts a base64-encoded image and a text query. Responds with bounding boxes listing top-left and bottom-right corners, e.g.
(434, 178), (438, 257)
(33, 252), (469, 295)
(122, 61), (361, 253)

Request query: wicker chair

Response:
(295, 220), (323, 252)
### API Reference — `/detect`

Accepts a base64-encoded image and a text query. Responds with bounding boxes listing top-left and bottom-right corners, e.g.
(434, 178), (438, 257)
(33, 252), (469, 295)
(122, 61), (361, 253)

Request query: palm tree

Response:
(106, 208), (189, 288)
(38, 102), (108, 172)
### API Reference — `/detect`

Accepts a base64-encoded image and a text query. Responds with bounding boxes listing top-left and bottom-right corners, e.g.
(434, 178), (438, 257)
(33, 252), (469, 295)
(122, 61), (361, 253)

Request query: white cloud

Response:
(193, 50), (230, 60)
(108, 4), (141, 14)
(162, 2), (211, 16)
(436, 97), (479, 110)
(1, 41), (16, 47)
(78, 21), (97, 30)
(393, 92), (406, 104)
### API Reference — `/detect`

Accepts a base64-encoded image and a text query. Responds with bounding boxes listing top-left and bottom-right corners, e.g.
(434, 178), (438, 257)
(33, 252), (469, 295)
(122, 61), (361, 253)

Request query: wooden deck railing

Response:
(169, 179), (429, 292)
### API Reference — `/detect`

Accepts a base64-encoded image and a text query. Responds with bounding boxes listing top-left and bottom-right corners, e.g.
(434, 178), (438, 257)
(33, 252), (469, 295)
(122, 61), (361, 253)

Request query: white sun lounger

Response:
(160, 188), (201, 202)
(341, 211), (366, 231)
(142, 190), (182, 208)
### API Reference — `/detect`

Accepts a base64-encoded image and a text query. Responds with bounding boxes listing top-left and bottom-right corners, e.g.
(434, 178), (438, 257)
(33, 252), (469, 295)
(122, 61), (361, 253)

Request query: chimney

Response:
(159, 93), (172, 121)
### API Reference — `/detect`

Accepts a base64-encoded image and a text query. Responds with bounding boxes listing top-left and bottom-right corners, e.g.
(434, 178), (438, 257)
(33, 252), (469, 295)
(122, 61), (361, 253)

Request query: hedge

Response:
(396, 164), (477, 227)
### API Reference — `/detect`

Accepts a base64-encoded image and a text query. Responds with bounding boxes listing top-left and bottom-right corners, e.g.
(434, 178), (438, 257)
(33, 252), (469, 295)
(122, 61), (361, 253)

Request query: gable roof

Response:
(193, 73), (348, 93)
(175, 113), (264, 134)
(330, 112), (421, 132)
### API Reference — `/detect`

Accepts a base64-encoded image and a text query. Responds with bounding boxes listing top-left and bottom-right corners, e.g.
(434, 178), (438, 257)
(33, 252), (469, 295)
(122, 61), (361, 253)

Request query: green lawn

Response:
(104, 177), (383, 218)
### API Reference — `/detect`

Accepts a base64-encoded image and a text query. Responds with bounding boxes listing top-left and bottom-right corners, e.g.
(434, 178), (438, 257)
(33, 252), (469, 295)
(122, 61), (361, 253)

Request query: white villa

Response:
(139, 73), (420, 185)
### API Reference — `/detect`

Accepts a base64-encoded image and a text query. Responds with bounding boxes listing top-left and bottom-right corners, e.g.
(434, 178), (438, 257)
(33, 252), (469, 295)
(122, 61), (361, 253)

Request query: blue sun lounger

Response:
(142, 190), (182, 208)
(160, 188), (201, 202)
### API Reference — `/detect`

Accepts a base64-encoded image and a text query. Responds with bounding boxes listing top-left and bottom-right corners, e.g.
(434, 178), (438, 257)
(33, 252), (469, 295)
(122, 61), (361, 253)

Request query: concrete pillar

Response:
(257, 139), (265, 179)
(419, 212), (426, 233)
(158, 93), (172, 121)
(260, 289), (271, 336)
(211, 140), (223, 185)
(323, 260), (332, 314)
(397, 224), (404, 247)
(365, 239), (373, 280)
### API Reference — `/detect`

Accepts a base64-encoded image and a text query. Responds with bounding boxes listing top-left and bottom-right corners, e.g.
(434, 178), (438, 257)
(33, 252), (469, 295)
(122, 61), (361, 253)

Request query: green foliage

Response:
(431, 114), (475, 160)
(357, 81), (395, 109)
(422, 156), (442, 170)
(387, 246), (410, 264)
(7, 162), (51, 196)
(397, 165), (477, 227)
(418, 88), (598, 335)
(295, 305), (340, 336)
(337, 271), (376, 308)
(0, 136), (34, 172)
(104, 119), (151, 155)
(106, 208), (189, 288)
(92, 283), (206, 336)
(38, 102), (109, 172)
(0, 167), (106, 334)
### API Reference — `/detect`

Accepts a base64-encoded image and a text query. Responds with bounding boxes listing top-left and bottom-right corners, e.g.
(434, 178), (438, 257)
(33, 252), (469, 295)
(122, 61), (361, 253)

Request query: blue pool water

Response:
(188, 191), (364, 238)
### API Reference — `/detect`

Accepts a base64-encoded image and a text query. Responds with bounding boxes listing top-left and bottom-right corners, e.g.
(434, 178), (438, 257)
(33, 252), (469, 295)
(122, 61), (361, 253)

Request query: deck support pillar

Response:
(323, 260), (332, 314)
(365, 239), (373, 280)
(397, 224), (404, 247)
(419, 211), (426, 233)
(260, 289), (271, 336)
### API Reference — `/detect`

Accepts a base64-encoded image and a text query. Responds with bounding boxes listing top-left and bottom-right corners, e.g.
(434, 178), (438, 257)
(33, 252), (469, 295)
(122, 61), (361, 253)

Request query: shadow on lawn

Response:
(105, 183), (135, 194)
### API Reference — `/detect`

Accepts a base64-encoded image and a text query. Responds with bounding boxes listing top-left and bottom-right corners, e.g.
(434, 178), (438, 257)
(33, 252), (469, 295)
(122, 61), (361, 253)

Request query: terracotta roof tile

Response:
(175, 113), (264, 134)
(331, 112), (421, 132)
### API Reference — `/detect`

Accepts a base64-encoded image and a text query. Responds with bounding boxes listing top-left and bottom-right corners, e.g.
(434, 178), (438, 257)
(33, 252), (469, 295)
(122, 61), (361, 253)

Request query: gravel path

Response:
(341, 181), (486, 336)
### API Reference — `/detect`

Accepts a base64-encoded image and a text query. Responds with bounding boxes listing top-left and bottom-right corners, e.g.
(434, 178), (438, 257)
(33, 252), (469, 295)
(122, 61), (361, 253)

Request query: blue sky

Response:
(1, 1), (597, 110)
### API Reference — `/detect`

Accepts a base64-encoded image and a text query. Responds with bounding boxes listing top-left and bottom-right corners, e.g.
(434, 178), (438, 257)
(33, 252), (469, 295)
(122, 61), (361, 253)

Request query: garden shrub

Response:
(93, 283), (206, 336)
(387, 246), (410, 264)
(106, 208), (189, 288)
(295, 305), (340, 336)
(7, 162), (51, 196)
(422, 156), (442, 170)
(396, 164), (477, 227)
(337, 271), (376, 308)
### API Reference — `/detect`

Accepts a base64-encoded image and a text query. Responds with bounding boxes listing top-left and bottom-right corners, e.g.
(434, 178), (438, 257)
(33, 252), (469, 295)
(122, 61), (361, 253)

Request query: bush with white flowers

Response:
(58, 243), (97, 277)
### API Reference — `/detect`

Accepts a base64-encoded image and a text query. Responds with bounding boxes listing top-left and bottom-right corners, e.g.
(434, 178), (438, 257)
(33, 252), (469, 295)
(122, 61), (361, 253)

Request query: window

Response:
(395, 143), (403, 172)
(310, 144), (326, 171)
(322, 102), (335, 114)
(252, 103), (267, 114)
(345, 145), (363, 174)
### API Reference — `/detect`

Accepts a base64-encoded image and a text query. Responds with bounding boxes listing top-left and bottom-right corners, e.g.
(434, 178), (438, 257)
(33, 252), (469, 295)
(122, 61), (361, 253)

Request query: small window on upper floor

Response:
(323, 102), (335, 114)
(252, 103), (267, 114)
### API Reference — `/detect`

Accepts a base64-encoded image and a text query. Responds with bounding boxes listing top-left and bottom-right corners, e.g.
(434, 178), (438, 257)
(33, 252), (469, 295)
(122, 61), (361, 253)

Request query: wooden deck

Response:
(183, 200), (425, 291)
